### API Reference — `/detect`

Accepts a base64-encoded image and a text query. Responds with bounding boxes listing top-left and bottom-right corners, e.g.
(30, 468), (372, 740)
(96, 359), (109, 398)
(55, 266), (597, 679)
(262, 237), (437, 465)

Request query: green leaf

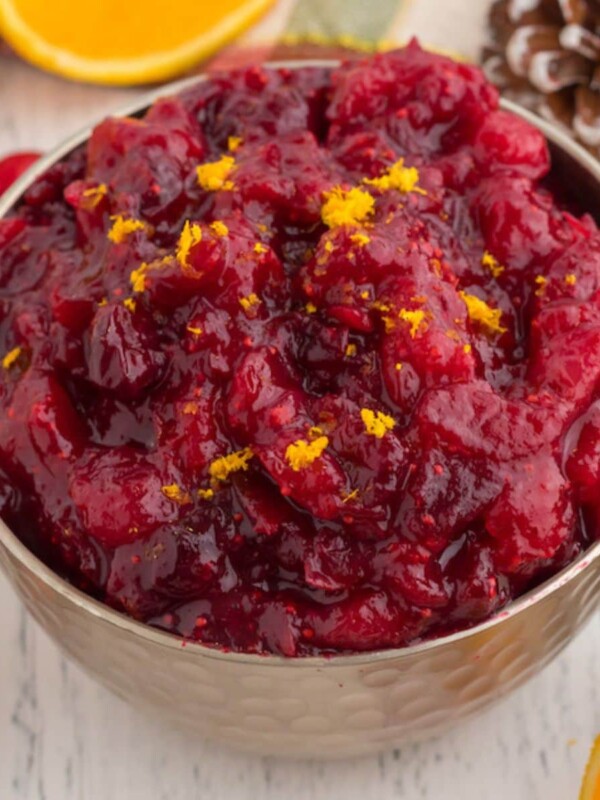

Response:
(284, 0), (405, 43)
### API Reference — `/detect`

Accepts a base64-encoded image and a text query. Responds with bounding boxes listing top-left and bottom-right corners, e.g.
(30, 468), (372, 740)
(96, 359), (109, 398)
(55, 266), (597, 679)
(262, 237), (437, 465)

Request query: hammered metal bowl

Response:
(2, 62), (600, 759)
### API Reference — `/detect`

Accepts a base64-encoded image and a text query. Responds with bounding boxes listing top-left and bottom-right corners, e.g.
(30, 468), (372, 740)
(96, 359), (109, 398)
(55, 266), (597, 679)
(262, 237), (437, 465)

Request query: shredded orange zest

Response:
(395, 362), (403, 371)
(98, 297), (108, 307)
(2, 346), (21, 369)
(321, 186), (375, 228)
(209, 448), (253, 481)
(398, 308), (426, 338)
(345, 343), (357, 357)
(196, 155), (235, 191)
(186, 324), (203, 336)
(130, 262), (150, 293)
(305, 302), (317, 314)
(123, 297), (136, 312)
(372, 300), (392, 313)
(534, 275), (547, 297)
(182, 401), (198, 415)
(482, 251), (505, 278)
(210, 220), (229, 237)
(176, 220), (203, 267)
(565, 273), (577, 286)
(285, 436), (329, 471)
(198, 488), (215, 500)
(459, 291), (507, 335)
(360, 408), (395, 438)
(463, 343), (472, 354)
(227, 136), (243, 152)
(342, 488), (359, 504)
(239, 293), (261, 313)
(382, 315), (396, 333)
(108, 215), (147, 244)
(253, 242), (268, 254)
(81, 183), (108, 208)
(161, 484), (192, 505)
(323, 239), (335, 254)
(579, 734), (600, 800)
(350, 231), (371, 247)
(364, 158), (426, 195)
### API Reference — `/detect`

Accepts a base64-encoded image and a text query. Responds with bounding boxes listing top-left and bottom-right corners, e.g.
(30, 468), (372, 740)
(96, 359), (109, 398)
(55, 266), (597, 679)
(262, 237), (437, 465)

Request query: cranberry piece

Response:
(153, 380), (225, 475)
(472, 111), (550, 181)
(228, 131), (341, 226)
(376, 540), (450, 609)
(188, 65), (331, 146)
(470, 175), (574, 274)
(306, 589), (429, 651)
(0, 152), (40, 195)
(87, 107), (206, 228)
(485, 456), (575, 576)
(328, 40), (497, 148)
(528, 298), (600, 411)
(566, 404), (600, 502)
(446, 534), (509, 623)
(69, 448), (180, 547)
(394, 450), (503, 555)
(541, 237), (600, 305)
(245, 600), (295, 655)
(304, 529), (368, 591)
(0, 373), (86, 469)
(85, 303), (165, 398)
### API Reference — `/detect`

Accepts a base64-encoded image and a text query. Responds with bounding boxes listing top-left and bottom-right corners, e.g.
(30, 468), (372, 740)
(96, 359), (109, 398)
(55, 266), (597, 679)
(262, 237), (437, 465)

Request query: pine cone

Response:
(483, 0), (600, 157)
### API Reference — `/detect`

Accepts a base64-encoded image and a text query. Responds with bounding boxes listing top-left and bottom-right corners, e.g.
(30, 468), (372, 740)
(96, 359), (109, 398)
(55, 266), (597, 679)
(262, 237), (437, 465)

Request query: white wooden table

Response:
(2, 39), (600, 800)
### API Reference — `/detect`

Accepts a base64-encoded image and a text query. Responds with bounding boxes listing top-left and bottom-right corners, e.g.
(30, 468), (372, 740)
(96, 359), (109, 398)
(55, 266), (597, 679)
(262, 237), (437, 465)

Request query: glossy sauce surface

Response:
(1, 43), (599, 655)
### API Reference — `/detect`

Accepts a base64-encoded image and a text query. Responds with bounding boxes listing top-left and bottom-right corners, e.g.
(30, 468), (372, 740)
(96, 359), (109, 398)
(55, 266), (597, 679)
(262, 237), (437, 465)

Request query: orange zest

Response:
(285, 436), (329, 471)
(321, 187), (375, 229)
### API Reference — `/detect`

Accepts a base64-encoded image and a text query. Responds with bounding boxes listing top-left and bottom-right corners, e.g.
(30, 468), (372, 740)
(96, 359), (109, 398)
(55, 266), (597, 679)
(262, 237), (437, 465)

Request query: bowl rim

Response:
(2, 58), (600, 668)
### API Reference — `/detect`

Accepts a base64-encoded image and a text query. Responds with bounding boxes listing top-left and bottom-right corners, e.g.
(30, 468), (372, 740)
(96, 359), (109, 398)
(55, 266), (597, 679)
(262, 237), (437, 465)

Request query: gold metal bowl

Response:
(2, 62), (600, 759)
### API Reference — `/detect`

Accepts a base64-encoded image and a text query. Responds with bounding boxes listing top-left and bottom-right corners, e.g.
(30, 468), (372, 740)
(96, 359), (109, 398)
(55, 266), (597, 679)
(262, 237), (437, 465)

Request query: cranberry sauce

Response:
(1, 42), (599, 655)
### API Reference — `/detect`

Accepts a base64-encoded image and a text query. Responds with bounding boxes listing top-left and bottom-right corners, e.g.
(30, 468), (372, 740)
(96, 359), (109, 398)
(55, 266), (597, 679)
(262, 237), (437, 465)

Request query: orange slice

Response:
(0, 0), (275, 85)
(580, 735), (600, 800)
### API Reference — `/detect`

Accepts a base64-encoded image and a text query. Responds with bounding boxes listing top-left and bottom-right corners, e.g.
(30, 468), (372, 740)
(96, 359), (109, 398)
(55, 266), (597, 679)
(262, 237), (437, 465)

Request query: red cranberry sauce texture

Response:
(1, 43), (599, 655)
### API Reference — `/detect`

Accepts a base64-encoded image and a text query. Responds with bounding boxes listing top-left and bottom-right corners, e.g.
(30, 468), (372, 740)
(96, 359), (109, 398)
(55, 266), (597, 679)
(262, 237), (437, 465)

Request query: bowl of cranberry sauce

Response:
(2, 42), (600, 756)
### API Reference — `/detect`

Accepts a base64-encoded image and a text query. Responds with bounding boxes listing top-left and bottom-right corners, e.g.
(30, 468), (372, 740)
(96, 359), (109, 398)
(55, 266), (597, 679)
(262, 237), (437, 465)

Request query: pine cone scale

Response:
(560, 24), (600, 59)
(505, 25), (561, 77)
(558, 0), (590, 25)
(484, 0), (600, 158)
(532, 50), (591, 92)
(575, 85), (600, 145)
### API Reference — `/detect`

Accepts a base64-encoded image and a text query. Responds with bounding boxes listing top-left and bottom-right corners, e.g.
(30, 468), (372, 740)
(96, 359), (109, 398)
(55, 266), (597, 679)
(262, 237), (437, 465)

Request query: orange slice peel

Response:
(0, 0), (275, 85)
